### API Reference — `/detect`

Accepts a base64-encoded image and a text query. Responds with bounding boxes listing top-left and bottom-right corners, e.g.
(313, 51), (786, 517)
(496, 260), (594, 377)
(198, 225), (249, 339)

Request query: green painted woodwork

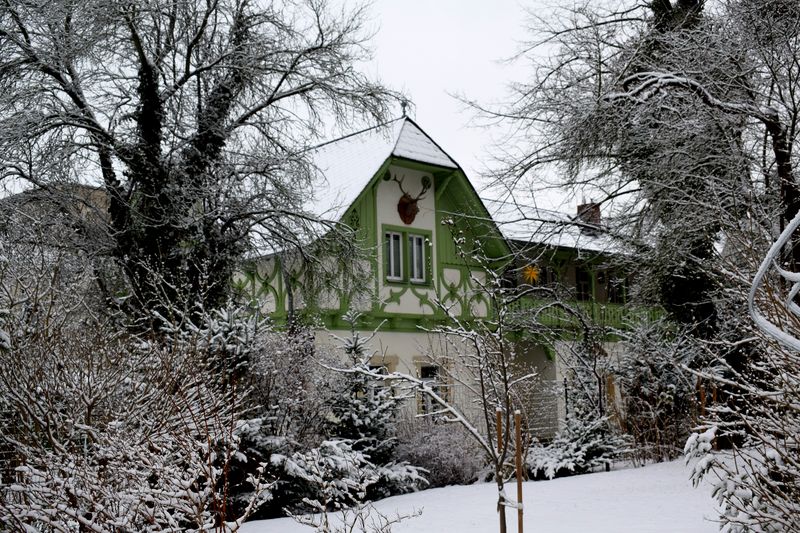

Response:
(434, 171), (456, 201)
(508, 298), (663, 331)
(409, 286), (437, 315)
(383, 286), (406, 306)
(236, 259), (285, 316)
(245, 146), (657, 338)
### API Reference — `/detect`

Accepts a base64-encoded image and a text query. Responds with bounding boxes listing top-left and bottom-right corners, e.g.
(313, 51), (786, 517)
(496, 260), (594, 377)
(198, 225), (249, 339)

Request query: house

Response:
(487, 198), (661, 436)
(237, 117), (651, 438)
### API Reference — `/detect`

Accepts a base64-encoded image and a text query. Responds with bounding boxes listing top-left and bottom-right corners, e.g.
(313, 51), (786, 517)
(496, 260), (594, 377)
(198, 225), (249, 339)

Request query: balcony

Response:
(507, 297), (662, 331)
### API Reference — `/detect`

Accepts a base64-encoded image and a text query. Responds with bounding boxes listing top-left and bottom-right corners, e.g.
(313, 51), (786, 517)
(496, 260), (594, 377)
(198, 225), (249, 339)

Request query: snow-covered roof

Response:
(483, 197), (624, 256)
(306, 118), (623, 257)
(308, 117), (459, 220)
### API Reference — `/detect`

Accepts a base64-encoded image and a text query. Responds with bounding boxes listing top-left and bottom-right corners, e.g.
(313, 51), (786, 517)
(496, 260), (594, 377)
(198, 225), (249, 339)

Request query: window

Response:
(608, 274), (628, 304)
(418, 365), (449, 415)
(575, 266), (592, 301)
(385, 231), (402, 281)
(409, 234), (426, 283)
(367, 364), (390, 401)
(383, 227), (431, 284)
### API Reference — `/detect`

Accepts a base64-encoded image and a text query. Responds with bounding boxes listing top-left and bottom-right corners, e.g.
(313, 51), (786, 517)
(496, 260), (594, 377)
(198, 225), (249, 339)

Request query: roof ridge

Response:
(398, 117), (460, 170)
(309, 117), (403, 153)
(389, 118), (405, 154)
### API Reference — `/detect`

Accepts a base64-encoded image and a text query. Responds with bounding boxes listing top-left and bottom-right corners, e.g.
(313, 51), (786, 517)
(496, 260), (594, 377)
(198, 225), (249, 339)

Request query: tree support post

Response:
(515, 410), (524, 533)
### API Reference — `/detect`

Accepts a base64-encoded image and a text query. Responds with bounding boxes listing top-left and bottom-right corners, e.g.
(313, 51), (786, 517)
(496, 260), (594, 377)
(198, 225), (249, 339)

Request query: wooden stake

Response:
(496, 407), (506, 533)
(496, 407), (503, 453)
(698, 379), (706, 419)
(515, 410), (524, 533)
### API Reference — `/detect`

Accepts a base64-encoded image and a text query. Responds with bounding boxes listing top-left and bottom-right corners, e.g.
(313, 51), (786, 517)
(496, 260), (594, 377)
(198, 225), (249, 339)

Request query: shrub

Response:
(526, 412), (630, 480)
(395, 419), (487, 487)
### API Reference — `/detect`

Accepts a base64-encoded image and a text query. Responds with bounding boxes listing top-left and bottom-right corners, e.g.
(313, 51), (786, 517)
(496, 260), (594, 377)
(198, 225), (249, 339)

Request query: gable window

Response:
(383, 226), (431, 285)
(385, 231), (403, 281)
(409, 234), (426, 283)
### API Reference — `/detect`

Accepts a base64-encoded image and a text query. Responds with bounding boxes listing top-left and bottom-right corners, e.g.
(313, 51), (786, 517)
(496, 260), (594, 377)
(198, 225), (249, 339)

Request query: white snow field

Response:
(242, 460), (720, 532)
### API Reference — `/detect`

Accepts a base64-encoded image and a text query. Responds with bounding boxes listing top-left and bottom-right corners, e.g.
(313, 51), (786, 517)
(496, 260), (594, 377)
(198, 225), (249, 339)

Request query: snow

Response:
(392, 120), (458, 170)
(309, 118), (459, 221)
(749, 208), (800, 352)
(483, 197), (624, 255)
(242, 460), (720, 532)
(305, 118), (629, 260)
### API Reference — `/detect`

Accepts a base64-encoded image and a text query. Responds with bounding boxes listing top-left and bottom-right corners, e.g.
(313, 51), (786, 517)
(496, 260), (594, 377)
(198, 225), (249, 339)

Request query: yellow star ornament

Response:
(522, 264), (540, 284)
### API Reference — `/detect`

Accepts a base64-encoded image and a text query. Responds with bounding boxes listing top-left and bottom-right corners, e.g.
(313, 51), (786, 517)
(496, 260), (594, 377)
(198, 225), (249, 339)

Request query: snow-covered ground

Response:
(243, 460), (720, 532)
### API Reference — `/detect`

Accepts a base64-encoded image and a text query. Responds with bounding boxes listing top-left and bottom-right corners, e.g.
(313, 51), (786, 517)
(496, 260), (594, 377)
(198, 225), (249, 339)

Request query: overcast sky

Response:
(358, 0), (570, 209)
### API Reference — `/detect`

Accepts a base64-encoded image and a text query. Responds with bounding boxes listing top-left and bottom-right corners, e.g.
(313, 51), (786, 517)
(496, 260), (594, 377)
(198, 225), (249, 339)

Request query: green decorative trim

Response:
(410, 286), (436, 314)
(383, 286), (407, 307)
(236, 260), (286, 315)
(252, 152), (518, 333)
(389, 156), (453, 173)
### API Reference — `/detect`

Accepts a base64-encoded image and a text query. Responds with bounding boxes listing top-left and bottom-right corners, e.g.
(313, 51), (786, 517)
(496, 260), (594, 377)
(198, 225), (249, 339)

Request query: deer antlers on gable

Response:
(391, 173), (431, 201)
(389, 173), (431, 225)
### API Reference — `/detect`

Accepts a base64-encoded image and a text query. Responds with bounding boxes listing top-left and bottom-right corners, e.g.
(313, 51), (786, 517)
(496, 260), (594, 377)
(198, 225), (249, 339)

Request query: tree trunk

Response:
(497, 467), (507, 533)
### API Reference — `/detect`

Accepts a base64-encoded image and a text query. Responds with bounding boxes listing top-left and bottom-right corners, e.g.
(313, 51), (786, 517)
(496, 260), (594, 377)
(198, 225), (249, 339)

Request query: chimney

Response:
(577, 201), (601, 226)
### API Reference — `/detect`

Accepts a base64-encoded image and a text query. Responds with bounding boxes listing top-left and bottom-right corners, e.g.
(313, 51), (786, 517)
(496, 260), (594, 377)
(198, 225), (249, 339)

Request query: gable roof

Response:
(308, 117), (459, 220)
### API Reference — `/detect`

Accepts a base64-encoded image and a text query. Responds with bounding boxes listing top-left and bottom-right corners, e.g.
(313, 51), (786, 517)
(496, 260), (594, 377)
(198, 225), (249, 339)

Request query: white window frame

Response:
(408, 234), (426, 283)
(385, 231), (403, 281)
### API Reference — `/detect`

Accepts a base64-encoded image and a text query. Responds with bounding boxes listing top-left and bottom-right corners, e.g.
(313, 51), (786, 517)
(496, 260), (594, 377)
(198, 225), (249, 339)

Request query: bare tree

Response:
(330, 236), (538, 533)
(0, 230), (275, 530)
(480, 1), (800, 528)
(0, 0), (398, 318)
(684, 218), (800, 531)
(478, 1), (765, 330)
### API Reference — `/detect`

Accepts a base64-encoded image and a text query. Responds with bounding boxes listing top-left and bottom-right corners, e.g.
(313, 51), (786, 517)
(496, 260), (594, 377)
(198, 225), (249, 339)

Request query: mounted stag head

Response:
(388, 173), (431, 224)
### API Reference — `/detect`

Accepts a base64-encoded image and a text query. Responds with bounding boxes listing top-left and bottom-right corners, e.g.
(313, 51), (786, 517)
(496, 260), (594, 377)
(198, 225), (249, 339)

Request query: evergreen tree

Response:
(327, 312), (400, 466)
(325, 311), (424, 499)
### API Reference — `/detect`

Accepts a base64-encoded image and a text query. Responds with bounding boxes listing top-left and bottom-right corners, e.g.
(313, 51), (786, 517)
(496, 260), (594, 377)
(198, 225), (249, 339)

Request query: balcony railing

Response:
(507, 297), (662, 331)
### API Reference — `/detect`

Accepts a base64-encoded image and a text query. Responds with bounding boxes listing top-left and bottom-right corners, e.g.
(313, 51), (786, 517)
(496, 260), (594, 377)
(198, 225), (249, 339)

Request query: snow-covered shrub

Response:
(395, 418), (487, 487)
(273, 440), (426, 516)
(277, 440), (377, 512)
(530, 325), (629, 480)
(527, 411), (630, 480)
(327, 364), (399, 466)
(686, 424), (800, 532)
(280, 440), (422, 532)
(227, 314), (424, 519)
(325, 363), (427, 500)
(684, 337), (800, 531)
(293, 501), (420, 533)
(0, 309), (9, 352)
(615, 319), (699, 462)
(0, 240), (274, 531)
(243, 327), (342, 448)
(226, 327), (348, 519)
(0, 313), (270, 531)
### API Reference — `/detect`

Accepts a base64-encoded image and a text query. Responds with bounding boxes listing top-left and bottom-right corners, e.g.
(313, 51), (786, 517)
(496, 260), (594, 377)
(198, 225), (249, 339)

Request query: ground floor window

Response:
(418, 364), (449, 414)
